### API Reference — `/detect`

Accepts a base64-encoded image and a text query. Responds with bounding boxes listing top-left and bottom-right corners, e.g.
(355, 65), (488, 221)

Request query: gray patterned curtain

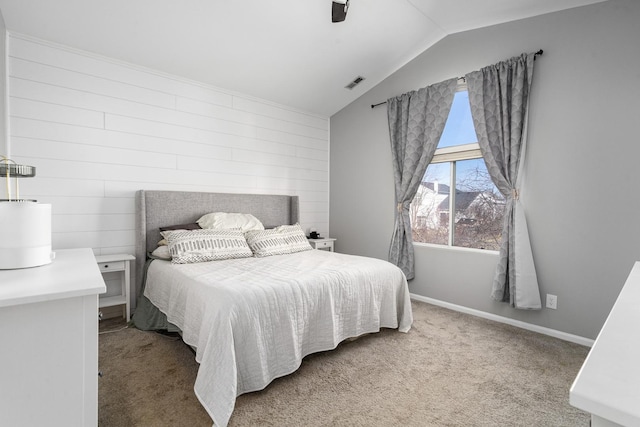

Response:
(465, 53), (541, 309)
(387, 78), (458, 280)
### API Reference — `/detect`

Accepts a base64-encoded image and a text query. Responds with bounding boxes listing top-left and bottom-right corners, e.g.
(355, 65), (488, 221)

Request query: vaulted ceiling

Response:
(0, 0), (607, 116)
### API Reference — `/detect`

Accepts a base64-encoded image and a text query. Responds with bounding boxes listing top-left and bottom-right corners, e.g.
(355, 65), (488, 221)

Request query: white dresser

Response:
(0, 248), (106, 427)
(570, 261), (640, 426)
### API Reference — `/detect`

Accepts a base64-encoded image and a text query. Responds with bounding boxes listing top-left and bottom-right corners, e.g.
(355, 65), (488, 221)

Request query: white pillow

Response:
(151, 245), (171, 260)
(245, 223), (312, 258)
(197, 212), (264, 232)
(166, 229), (253, 264)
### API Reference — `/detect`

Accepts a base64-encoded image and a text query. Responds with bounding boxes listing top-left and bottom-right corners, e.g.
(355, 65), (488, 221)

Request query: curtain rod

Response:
(370, 49), (543, 109)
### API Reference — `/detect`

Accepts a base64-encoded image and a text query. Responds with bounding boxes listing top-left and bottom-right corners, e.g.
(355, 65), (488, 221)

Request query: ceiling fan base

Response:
(332, 0), (349, 23)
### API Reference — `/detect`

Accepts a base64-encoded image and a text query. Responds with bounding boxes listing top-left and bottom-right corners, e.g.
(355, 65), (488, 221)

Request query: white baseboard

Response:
(410, 293), (595, 348)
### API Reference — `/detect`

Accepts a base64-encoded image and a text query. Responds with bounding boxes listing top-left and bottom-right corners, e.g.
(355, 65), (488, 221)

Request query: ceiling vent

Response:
(345, 76), (365, 90)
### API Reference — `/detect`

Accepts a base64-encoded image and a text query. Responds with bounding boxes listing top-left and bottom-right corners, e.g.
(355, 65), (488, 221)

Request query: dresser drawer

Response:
(315, 240), (333, 249)
(309, 238), (335, 251)
(98, 260), (125, 272)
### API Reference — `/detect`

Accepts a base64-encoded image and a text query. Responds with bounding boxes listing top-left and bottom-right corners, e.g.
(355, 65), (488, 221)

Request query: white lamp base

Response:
(0, 202), (52, 269)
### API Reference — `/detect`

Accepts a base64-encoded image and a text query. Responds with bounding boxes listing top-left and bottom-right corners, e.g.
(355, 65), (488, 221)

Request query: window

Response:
(410, 90), (504, 250)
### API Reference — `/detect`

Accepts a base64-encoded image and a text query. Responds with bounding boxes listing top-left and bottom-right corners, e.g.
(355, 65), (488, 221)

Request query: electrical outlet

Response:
(546, 294), (558, 310)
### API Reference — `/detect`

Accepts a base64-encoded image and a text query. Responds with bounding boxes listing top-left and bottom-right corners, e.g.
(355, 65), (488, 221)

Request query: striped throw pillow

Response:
(166, 229), (253, 264)
(245, 223), (312, 257)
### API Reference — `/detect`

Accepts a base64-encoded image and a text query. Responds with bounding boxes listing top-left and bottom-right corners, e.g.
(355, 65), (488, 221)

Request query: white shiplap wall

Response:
(6, 33), (329, 264)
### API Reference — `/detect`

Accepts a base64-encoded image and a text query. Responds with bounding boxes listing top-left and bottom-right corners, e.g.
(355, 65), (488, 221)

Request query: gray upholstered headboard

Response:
(134, 190), (300, 303)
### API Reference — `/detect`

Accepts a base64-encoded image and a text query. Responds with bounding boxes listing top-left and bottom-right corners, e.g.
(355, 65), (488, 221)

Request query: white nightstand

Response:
(96, 254), (135, 322)
(308, 238), (336, 252)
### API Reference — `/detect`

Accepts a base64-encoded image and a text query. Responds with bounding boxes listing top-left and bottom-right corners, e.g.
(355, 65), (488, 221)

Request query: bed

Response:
(132, 190), (413, 427)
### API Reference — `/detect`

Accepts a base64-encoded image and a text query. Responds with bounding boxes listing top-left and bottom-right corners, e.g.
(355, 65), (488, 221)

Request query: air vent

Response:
(345, 76), (365, 90)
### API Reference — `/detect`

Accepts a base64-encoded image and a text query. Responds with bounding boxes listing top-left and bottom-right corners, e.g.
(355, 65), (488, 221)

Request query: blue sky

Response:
(425, 90), (497, 193)
(439, 91), (477, 148)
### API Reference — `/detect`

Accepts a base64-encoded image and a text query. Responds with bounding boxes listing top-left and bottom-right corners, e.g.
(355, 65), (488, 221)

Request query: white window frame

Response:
(428, 143), (483, 246)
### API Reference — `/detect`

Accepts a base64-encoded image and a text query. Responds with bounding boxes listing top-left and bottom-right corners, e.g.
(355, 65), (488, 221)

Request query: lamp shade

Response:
(0, 202), (52, 269)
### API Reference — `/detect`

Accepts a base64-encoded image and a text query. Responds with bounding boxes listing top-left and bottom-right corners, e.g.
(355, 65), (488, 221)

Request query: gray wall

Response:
(0, 8), (6, 155)
(330, 0), (640, 340)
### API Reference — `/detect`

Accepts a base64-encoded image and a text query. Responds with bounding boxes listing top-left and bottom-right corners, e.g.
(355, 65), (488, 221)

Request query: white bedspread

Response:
(144, 249), (413, 427)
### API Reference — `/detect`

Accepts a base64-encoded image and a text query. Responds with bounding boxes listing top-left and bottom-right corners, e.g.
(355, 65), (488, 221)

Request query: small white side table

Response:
(308, 238), (336, 252)
(96, 254), (135, 322)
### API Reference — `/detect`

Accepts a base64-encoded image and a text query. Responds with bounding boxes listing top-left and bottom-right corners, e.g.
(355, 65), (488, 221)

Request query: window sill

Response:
(413, 242), (499, 256)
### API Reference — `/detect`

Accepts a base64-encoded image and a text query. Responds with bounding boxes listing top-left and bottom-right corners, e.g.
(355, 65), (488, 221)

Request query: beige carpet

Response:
(99, 301), (590, 426)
